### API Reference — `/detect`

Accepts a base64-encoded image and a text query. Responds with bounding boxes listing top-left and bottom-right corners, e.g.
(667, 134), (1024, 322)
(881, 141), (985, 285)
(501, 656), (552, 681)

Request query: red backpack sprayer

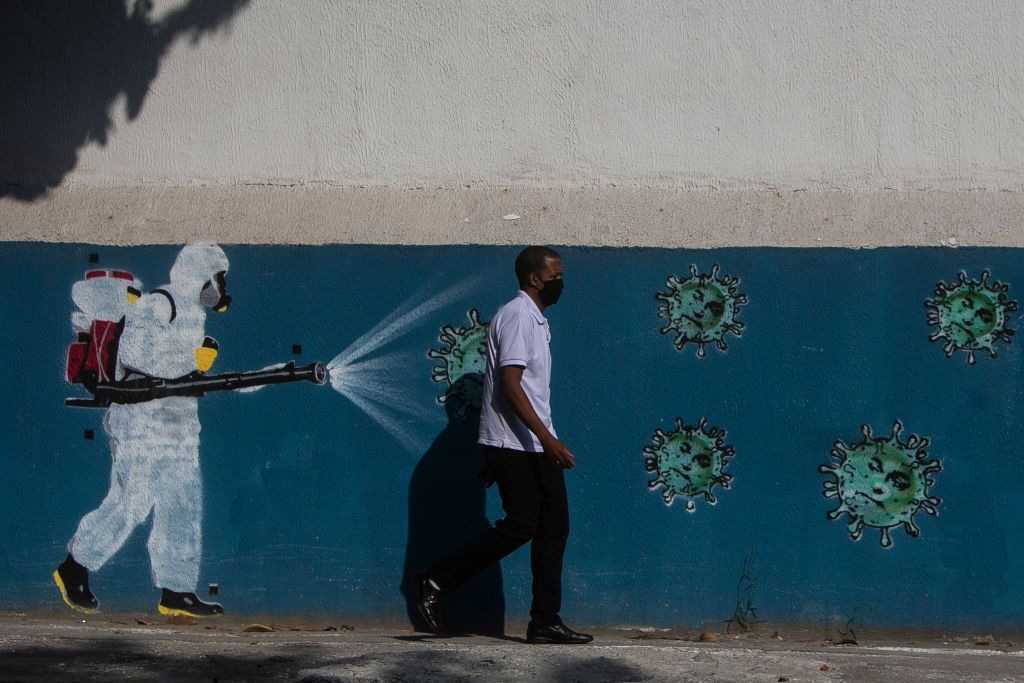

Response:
(64, 268), (327, 409)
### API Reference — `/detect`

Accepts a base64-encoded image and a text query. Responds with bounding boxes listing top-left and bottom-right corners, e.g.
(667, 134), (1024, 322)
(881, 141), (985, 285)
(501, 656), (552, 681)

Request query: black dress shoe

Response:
(416, 575), (444, 633)
(526, 621), (593, 644)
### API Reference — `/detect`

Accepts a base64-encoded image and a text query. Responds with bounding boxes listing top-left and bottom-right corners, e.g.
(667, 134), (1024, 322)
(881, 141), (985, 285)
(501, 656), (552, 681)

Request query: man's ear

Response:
(526, 271), (540, 290)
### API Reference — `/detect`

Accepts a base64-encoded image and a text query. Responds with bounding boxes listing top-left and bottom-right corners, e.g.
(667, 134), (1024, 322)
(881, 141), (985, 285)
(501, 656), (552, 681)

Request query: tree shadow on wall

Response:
(401, 394), (505, 635)
(0, 0), (252, 201)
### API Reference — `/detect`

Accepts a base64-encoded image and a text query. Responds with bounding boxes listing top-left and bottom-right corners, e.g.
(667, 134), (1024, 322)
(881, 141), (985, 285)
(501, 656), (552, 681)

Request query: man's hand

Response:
(499, 365), (575, 470)
(541, 435), (575, 469)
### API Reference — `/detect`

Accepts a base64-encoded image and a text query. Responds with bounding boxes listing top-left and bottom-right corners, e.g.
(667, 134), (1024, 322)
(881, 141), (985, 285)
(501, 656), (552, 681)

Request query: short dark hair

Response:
(515, 246), (560, 287)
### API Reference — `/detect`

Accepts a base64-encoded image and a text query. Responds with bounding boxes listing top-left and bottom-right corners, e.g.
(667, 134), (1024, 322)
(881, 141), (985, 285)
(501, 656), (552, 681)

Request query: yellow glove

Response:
(195, 337), (219, 373)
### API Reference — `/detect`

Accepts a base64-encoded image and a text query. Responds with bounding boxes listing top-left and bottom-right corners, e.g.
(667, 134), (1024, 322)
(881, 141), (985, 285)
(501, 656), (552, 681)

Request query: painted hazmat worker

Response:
(54, 243), (231, 617)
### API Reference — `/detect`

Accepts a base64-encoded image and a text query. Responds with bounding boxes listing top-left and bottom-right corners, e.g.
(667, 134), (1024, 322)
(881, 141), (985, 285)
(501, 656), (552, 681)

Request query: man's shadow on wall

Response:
(1, 0), (251, 201)
(401, 392), (505, 635)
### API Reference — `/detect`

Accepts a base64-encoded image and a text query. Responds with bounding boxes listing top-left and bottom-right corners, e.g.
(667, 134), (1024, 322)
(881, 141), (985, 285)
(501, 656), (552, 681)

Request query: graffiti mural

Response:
(820, 421), (942, 549)
(643, 417), (735, 512)
(925, 270), (1018, 365)
(656, 264), (747, 357)
(56, 243), (326, 618)
(428, 308), (490, 421)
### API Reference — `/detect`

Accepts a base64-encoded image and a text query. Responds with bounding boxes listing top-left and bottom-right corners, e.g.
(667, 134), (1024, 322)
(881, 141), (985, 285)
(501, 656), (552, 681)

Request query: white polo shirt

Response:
(478, 290), (557, 453)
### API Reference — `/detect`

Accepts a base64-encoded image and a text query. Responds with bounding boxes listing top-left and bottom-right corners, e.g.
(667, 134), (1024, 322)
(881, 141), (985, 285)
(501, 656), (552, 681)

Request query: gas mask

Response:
(200, 271), (231, 312)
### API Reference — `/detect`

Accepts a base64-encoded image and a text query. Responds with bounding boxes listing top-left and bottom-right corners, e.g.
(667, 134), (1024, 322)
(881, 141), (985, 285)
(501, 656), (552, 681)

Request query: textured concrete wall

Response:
(2, 1), (1023, 245)
(34, 0), (1024, 190)
(5, 185), (1024, 247)
(5, 3), (1024, 630)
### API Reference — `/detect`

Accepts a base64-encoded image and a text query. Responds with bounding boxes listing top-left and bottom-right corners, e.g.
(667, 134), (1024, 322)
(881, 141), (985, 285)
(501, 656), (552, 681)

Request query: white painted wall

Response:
(71, 0), (1024, 191)
(4, 0), (1023, 246)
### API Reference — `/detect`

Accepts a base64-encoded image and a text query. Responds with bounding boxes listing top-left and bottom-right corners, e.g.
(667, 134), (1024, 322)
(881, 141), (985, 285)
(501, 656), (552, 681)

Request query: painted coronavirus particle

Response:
(656, 264), (748, 357)
(428, 308), (489, 421)
(643, 417), (735, 512)
(819, 421), (942, 549)
(925, 270), (1018, 365)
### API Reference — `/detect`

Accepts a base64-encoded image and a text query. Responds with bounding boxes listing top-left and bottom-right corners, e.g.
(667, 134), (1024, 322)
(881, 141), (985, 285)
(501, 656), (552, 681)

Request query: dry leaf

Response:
(243, 623), (274, 633)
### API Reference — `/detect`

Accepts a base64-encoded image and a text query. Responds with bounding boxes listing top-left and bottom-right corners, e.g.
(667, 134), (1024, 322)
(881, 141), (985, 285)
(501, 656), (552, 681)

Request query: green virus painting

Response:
(656, 264), (747, 357)
(820, 421), (942, 549)
(926, 270), (1017, 365)
(428, 308), (489, 421)
(643, 417), (735, 512)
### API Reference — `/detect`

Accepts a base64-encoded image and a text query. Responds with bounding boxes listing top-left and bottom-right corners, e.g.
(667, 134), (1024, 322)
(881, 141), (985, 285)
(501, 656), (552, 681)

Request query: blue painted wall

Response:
(3, 242), (1023, 629)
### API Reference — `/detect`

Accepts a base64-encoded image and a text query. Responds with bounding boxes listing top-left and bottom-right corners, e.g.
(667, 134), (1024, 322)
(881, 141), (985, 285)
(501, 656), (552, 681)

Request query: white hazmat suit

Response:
(69, 243), (229, 594)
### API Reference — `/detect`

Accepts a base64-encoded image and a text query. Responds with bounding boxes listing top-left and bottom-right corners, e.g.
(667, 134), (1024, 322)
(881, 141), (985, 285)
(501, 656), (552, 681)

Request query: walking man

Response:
(417, 245), (592, 644)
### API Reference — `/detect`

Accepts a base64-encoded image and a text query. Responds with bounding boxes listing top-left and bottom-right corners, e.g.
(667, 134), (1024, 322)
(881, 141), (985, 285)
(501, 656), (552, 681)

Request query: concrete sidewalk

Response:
(0, 613), (1022, 682)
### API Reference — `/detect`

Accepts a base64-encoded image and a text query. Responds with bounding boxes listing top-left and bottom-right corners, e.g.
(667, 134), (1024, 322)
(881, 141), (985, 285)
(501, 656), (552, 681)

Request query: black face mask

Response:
(537, 277), (564, 307)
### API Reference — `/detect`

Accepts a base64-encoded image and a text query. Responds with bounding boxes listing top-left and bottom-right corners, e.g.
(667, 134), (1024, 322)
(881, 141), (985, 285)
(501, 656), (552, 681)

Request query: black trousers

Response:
(427, 445), (570, 626)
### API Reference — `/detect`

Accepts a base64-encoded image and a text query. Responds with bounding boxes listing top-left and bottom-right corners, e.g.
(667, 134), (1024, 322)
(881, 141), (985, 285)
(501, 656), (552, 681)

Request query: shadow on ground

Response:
(0, 636), (322, 683)
(296, 650), (648, 683)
